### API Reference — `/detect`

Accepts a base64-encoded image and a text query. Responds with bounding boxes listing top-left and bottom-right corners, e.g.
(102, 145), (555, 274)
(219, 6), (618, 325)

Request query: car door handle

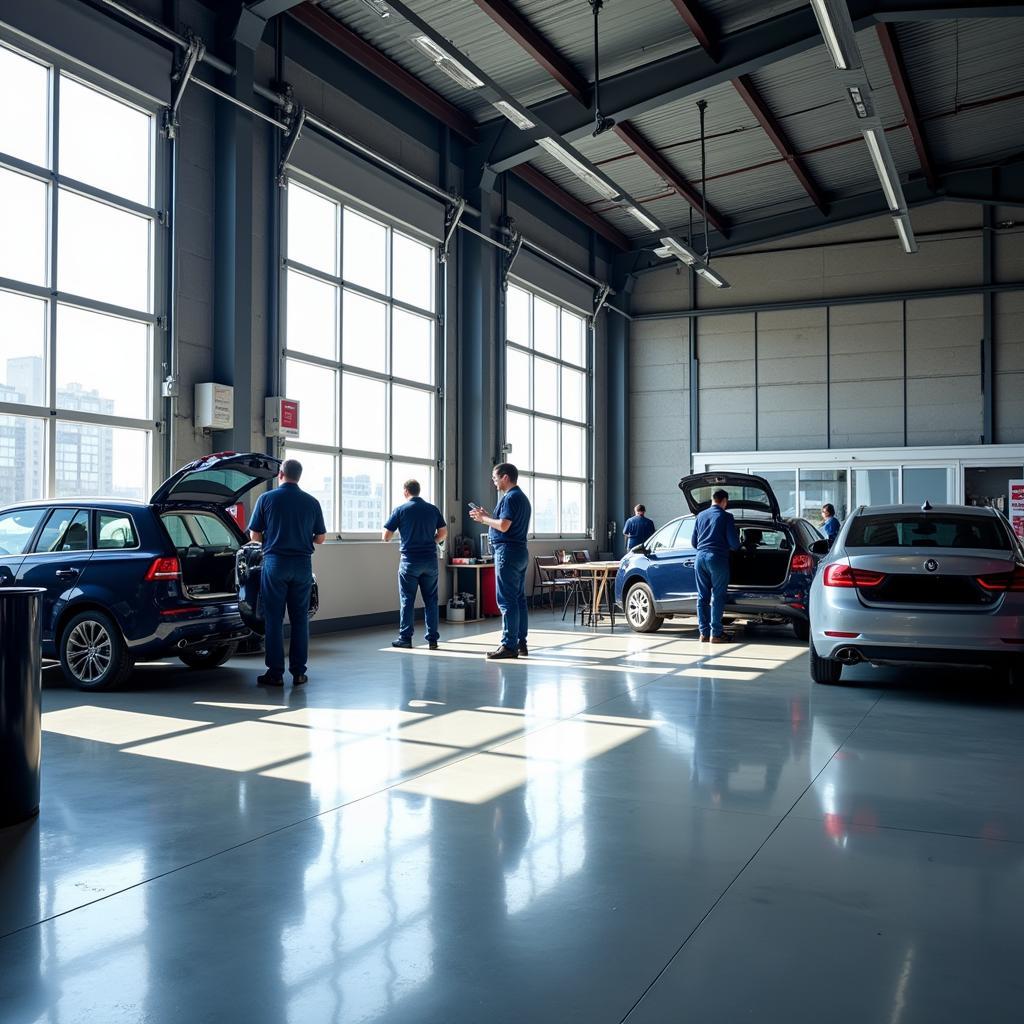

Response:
(683, 560), (696, 567)
(55, 568), (80, 580)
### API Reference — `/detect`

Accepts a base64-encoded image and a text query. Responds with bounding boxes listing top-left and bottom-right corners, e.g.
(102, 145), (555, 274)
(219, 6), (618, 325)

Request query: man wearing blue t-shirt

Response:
(623, 504), (656, 551)
(469, 463), (531, 660)
(248, 459), (327, 686)
(383, 480), (447, 650)
(820, 503), (841, 548)
(690, 488), (740, 644)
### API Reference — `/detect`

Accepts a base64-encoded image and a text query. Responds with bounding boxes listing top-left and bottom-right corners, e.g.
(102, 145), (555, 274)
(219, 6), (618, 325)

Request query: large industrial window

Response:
(0, 42), (158, 504)
(504, 283), (588, 536)
(282, 180), (438, 535)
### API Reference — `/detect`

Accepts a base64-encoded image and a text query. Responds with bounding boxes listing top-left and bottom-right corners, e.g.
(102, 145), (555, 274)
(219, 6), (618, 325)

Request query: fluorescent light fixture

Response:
(357, 0), (390, 17)
(659, 236), (699, 266)
(863, 127), (902, 212)
(848, 85), (870, 119)
(536, 137), (620, 201)
(411, 36), (484, 90)
(893, 213), (918, 254)
(653, 245), (672, 259)
(695, 265), (729, 289)
(492, 100), (535, 130)
(810, 0), (862, 71)
(626, 205), (659, 233)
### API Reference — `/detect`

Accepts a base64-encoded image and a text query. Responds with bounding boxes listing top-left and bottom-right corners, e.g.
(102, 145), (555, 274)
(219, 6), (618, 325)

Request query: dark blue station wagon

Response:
(0, 453), (279, 690)
(614, 472), (829, 640)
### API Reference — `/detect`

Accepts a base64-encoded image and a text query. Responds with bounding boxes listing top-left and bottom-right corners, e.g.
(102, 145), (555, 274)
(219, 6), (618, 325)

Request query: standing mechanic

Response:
(383, 479), (447, 650)
(248, 458), (327, 686)
(470, 463), (532, 660)
(690, 488), (740, 644)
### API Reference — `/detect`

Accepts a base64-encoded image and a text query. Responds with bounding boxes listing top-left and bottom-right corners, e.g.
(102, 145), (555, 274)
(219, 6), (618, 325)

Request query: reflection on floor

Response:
(2, 617), (1023, 1023)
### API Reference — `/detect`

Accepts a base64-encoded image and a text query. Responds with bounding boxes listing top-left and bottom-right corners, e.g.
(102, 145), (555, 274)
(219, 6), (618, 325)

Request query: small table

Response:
(447, 562), (495, 623)
(568, 560), (621, 630)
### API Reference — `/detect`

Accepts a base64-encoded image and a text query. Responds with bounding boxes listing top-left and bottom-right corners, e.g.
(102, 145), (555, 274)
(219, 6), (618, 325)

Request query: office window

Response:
(504, 284), (588, 536)
(283, 181), (438, 534)
(0, 43), (157, 505)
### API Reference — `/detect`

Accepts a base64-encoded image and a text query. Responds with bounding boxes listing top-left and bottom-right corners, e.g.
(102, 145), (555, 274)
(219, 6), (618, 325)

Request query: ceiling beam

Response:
(733, 74), (828, 213)
(874, 0), (1024, 20)
(246, 0), (306, 17)
(513, 164), (630, 250)
(612, 122), (727, 233)
(288, 4), (478, 140)
(473, 0), (590, 105)
(876, 23), (938, 191)
(669, 0), (719, 60)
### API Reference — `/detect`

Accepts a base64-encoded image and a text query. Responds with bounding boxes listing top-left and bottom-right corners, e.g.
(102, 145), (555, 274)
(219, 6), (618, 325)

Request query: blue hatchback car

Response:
(0, 452), (280, 690)
(614, 472), (828, 640)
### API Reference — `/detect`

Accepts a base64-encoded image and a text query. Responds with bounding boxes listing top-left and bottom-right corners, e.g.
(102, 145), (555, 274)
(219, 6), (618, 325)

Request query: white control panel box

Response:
(194, 382), (234, 431)
(265, 397), (300, 438)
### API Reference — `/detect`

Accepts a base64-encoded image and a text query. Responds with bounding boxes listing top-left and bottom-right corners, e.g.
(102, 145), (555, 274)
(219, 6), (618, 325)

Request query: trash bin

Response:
(0, 587), (45, 828)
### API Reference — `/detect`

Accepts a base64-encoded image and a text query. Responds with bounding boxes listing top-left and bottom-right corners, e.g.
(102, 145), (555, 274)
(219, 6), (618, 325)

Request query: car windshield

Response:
(846, 514), (1009, 551)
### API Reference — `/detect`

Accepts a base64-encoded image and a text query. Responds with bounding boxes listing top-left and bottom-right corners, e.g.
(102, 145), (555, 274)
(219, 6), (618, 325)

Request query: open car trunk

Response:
(729, 524), (792, 588)
(161, 510), (241, 601)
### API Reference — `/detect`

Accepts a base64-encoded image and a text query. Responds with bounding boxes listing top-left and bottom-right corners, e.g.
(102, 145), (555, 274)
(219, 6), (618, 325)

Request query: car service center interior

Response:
(0, 1), (1022, 1021)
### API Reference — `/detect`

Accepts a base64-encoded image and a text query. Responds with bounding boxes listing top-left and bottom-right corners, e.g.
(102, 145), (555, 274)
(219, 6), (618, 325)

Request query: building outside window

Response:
(0, 42), (158, 503)
(504, 283), (589, 537)
(281, 180), (439, 535)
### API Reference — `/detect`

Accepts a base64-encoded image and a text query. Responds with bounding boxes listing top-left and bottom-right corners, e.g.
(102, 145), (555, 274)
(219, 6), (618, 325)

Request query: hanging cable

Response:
(589, 0), (615, 136)
(697, 99), (709, 261)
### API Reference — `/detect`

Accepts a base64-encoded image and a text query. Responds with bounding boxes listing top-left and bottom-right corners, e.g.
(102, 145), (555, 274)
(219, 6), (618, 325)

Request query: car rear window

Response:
(847, 514), (1009, 550)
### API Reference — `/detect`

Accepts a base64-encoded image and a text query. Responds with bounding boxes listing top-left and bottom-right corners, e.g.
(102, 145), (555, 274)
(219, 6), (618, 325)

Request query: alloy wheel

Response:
(626, 588), (650, 628)
(66, 620), (113, 683)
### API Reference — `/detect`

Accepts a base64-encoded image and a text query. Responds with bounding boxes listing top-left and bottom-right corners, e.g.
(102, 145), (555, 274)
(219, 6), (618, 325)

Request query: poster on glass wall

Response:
(1010, 480), (1024, 539)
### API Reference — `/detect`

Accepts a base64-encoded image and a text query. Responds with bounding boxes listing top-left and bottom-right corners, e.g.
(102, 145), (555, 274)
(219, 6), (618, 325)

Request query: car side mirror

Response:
(809, 540), (830, 556)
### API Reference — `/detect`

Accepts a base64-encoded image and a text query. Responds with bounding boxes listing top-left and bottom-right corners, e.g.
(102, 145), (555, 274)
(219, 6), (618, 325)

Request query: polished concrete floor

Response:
(2, 615), (1023, 1023)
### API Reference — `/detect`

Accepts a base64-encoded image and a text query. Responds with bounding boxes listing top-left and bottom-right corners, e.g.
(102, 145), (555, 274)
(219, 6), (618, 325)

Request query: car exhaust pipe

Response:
(176, 639), (189, 650)
(833, 647), (862, 665)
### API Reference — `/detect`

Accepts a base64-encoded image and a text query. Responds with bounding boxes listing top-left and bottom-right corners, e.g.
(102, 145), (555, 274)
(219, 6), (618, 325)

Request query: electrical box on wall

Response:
(194, 383), (234, 431)
(265, 397), (300, 438)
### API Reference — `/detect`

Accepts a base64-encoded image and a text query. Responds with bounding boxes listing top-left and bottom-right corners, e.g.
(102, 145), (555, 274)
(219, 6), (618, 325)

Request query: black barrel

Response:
(0, 587), (45, 827)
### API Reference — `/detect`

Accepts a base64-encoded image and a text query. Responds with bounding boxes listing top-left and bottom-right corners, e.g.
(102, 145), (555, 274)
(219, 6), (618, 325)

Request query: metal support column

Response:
(982, 204), (995, 443)
(212, 20), (255, 456)
(605, 272), (630, 557)
(458, 155), (499, 539)
(688, 269), (700, 466)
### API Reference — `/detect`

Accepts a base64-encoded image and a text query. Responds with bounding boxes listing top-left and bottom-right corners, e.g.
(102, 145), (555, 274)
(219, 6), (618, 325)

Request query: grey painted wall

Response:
(628, 202), (1024, 515)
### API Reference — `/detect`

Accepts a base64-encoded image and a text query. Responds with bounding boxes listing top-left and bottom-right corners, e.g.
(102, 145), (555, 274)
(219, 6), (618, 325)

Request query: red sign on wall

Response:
(280, 399), (299, 432)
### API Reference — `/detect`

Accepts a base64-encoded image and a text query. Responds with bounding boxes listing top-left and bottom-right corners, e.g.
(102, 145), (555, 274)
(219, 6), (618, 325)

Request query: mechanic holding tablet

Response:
(469, 463), (532, 660)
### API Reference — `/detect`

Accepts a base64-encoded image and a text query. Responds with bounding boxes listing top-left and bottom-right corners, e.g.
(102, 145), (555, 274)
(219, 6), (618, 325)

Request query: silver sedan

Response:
(808, 503), (1024, 685)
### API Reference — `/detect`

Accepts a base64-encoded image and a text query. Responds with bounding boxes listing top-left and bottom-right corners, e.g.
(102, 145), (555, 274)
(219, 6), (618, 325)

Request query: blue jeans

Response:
(695, 550), (730, 638)
(494, 544), (529, 651)
(398, 559), (440, 643)
(261, 554), (313, 676)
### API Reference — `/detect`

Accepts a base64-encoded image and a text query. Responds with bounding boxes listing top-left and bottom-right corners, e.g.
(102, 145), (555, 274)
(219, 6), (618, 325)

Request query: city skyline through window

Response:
(0, 42), (156, 504)
(283, 180), (439, 534)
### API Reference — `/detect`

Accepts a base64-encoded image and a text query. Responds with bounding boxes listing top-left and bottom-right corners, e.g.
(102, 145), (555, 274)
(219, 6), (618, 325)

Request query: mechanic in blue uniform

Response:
(469, 463), (532, 660)
(248, 458), (327, 686)
(623, 504), (656, 551)
(690, 488), (740, 644)
(383, 479), (448, 650)
(821, 503), (841, 548)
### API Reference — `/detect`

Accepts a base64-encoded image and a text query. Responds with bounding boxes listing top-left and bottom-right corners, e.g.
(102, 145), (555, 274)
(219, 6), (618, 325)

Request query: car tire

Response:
(178, 643), (239, 670)
(59, 610), (134, 691)
(624, 582), (663, 633)
(809, 637), (843, 685)
(792, 618), (810, 642)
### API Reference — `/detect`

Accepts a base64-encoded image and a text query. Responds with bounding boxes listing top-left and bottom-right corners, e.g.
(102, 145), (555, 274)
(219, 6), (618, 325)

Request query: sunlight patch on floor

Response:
(42, 706), (211, 745)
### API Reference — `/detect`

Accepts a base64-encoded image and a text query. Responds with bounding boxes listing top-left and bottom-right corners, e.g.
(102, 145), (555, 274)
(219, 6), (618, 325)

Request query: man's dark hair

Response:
(282, 458), (303, 482)
(822, 503), (835, 516)
(712, 489), (729, 503)
(635, 504), (646, 513)
(493, 462), (518, 483)
(404, 479), (421, 497)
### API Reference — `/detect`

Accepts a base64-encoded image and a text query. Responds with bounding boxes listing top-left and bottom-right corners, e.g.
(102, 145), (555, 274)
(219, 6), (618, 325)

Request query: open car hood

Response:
(151, 452), (281, 507)
(678, 472), (780, 519)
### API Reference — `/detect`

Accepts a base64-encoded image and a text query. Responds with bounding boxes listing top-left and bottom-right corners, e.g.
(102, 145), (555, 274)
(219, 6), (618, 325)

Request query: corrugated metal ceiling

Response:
(309, 2), (1024, 245)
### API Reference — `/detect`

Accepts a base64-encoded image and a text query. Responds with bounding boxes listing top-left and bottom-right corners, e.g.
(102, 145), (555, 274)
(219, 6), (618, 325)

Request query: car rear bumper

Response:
(127, 605), (250, 657)
(813, 641), (1020, 671)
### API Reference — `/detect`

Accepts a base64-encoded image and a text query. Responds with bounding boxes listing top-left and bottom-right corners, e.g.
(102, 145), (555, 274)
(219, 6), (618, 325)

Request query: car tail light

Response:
(790, 554), (813, 572)
(825, 630), (860, 638)
(976, 566), (1024, 592)
(823, 563), (885, 588)
(145, 557), (181, 581)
